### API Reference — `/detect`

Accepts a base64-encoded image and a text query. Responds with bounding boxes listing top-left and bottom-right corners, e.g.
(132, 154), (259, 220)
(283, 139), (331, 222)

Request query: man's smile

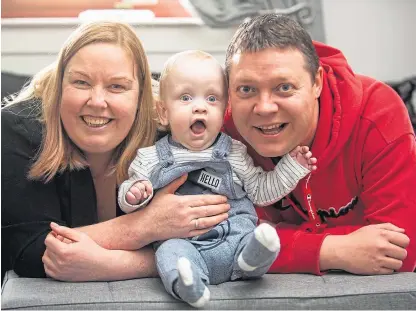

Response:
(255, 123), (288, 135)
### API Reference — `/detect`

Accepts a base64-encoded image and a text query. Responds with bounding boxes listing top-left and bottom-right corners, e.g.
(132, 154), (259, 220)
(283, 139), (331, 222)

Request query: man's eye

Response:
(237, 86), (255, 94)
(206, 95), (217, 102)
(180, 94), (192, 102)
(277, 83), (293, 92)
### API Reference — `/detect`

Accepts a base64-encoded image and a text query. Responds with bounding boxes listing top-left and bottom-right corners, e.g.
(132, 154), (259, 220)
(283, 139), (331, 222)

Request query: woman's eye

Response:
(110, 84), (125, 91)
(206, 95), (217, 102)
(74, 80), (89, 86)
(237, 85), (255, 94)
(180, 94), (192, 102)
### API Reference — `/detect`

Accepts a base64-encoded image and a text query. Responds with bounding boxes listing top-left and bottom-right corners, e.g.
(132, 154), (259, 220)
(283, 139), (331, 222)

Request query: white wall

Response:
(0, 18), (237, 76)
(2, 0), (416, 82)
(322, 0), (416, 82)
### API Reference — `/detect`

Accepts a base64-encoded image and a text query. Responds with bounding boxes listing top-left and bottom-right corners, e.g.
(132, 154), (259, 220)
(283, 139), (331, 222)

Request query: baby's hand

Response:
(289, 146), (317, 171)
(125, 180), (153, 205)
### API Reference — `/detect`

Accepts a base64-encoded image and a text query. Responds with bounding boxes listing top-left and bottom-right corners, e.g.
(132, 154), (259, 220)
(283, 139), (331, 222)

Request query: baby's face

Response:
(161, 57), (227, 151)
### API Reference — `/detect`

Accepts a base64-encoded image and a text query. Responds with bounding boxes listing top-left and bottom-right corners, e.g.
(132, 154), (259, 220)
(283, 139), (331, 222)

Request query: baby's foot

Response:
(289, 146), (317, 171)
(125, 180), (152, 205)
(175, 257), (210, 308)
(238, 223), (280, 274)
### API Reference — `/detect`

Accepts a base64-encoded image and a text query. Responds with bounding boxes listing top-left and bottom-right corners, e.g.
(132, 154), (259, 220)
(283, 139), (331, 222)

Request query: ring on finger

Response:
(195, 218), (199, 230)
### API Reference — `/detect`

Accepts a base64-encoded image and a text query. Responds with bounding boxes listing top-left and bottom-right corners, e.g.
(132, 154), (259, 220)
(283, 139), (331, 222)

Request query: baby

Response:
(118, 50), (317, 308)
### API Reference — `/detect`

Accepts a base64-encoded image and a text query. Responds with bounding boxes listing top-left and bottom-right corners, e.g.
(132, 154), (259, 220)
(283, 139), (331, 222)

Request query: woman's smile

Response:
(81, 115), (113, 128)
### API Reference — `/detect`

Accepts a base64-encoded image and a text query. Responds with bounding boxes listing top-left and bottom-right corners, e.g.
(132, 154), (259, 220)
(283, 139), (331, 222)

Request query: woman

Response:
(1, 21), (229, 282)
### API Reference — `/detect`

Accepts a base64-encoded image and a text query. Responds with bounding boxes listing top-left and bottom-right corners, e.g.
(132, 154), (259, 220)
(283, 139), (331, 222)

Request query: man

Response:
(223, 14), (416, 275)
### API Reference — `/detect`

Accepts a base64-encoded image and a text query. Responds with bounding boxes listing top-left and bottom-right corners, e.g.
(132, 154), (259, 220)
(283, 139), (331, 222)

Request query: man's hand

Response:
(140, 174), (230, 243)
(320, 223), (410, 274)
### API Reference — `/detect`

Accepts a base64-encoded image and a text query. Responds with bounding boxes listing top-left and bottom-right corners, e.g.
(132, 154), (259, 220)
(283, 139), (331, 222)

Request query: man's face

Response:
(229, 48), (322, 157)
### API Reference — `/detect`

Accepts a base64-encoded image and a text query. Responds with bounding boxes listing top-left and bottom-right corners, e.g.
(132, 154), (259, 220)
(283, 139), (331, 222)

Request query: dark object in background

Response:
(387, 76), (416, 131)
(1, 72), (31, 107)
(151, 72), (161, 81)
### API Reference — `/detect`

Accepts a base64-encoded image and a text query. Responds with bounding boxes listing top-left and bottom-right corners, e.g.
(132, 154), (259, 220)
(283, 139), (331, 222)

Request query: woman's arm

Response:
(45, 177), (230, 281)
(43, 223), (157, 281)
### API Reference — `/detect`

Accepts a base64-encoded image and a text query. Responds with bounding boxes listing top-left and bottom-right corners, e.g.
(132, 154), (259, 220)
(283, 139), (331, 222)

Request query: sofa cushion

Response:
(2, 270), (415, 309)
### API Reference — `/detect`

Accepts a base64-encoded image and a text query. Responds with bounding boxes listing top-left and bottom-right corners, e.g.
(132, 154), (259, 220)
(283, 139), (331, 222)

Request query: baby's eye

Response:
(206, 95), (217, 103)
(237, 85), (255, 94)
(180, 94), (192, 102)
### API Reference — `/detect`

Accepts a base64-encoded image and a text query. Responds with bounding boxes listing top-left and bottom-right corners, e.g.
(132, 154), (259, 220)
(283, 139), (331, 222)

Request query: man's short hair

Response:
(225, 14), (320, 83)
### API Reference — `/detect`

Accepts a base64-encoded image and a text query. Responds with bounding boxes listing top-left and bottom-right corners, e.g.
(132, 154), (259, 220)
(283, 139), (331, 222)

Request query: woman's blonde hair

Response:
(6, 21), (157, 183)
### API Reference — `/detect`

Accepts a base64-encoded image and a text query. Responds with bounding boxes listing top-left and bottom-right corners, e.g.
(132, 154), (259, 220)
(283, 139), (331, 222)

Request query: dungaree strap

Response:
(155, 135), (175, 167)
(211, 133), (232, 160)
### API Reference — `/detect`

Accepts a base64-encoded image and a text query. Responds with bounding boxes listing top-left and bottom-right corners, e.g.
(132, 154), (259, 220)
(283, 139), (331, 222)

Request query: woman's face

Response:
(60, 43), (139, 156)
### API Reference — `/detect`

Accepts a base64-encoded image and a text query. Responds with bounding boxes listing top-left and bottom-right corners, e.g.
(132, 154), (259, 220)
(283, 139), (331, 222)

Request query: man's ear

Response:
(156, 100), (169, 126)
(314, 66), (324, 99)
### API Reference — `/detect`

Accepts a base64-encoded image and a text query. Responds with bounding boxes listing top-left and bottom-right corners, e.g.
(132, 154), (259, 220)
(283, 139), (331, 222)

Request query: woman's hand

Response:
(140, 174), (231, 244)
(43, 222), (112, 281)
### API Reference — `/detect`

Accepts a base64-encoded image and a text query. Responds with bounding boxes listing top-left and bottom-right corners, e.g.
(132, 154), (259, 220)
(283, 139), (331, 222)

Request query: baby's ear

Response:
(156, 99), (169, 127)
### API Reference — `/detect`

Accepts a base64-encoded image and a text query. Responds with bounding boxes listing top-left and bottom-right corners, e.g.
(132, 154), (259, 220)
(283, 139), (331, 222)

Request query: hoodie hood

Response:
(312, 41), (363, 167)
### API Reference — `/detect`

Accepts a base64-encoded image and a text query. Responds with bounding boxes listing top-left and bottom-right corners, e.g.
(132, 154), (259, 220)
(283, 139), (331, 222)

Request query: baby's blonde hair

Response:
(159, 50), (223, 100)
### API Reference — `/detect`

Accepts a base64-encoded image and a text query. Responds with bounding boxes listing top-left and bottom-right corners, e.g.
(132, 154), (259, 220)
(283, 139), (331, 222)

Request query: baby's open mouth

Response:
(190, 120), (206, 135)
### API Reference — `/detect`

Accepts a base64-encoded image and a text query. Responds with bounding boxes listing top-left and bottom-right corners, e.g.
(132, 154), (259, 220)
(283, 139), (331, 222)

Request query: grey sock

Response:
(238, 223), (280, 275)
(174, 257), (210, 308)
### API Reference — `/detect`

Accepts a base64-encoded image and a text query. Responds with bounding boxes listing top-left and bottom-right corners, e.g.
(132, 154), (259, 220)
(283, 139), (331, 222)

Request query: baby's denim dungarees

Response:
(149, 133), (264, 296)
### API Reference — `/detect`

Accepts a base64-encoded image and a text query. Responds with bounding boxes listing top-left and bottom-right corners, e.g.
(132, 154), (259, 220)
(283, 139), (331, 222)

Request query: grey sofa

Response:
(2, 270), (415, 309)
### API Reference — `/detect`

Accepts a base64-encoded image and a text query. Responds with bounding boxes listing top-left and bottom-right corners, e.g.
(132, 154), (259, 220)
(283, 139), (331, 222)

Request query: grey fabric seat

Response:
(2, 270), (415, 309)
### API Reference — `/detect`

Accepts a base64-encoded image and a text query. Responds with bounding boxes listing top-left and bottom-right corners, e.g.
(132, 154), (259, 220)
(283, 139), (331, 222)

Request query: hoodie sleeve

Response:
(358, 131), (416, 272)
(354, 84), (416, 273)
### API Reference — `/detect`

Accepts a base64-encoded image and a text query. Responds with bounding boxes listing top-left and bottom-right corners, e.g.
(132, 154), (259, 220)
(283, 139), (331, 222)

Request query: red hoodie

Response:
(223, 42), (416, 274)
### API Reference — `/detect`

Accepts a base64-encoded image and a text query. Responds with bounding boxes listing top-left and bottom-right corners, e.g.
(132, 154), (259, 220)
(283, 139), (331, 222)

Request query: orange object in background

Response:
(1, 0), (192, 18)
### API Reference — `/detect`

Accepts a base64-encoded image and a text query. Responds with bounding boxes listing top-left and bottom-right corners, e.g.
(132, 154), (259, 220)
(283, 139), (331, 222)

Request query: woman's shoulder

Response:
(2, 98), (41, 116)
(2, 99), (42, 125)
(1, 99), (43, 148)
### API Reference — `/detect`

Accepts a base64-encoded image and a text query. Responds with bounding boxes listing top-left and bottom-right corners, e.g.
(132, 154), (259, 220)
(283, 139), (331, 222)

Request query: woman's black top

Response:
(1, 100), (123, 280)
